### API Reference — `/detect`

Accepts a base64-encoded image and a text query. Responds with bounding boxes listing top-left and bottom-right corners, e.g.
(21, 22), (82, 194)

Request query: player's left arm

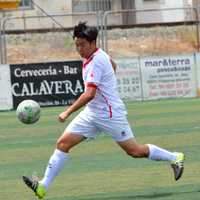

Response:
(58, 84), (96, 122)
(110, 58), (117, 73)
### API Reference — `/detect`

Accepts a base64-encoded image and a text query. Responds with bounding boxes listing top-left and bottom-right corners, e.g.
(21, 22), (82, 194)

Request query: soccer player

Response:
(23, 22), (185, 199)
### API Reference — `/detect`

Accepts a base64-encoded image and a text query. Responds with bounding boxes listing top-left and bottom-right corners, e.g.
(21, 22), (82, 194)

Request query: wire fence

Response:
(0, 7), (200, 64)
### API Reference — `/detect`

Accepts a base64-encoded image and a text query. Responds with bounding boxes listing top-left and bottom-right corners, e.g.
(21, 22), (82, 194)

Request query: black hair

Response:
(73, 22), (98, 42)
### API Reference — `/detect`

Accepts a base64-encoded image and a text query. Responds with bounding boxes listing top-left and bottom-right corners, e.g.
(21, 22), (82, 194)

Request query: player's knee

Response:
(56, 138), (71, 153)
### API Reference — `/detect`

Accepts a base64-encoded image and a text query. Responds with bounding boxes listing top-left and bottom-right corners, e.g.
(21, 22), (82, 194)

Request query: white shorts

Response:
(65, 109), (134, 142)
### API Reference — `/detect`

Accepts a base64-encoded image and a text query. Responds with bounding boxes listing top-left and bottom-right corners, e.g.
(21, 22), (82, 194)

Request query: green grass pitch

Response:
(0, 98), (200, 199)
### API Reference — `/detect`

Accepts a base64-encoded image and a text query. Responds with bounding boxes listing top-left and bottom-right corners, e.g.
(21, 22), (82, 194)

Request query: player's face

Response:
(75, 38), (96, 59)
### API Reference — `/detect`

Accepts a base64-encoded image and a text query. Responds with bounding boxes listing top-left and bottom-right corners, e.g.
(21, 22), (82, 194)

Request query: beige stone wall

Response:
(0, 0), (195, 31)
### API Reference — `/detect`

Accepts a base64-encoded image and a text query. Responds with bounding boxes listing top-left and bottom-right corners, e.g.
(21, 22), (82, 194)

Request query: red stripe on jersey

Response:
(108, 104), (112, 118)
(86, 83), (97, 89)
(98, 89), (113, 119)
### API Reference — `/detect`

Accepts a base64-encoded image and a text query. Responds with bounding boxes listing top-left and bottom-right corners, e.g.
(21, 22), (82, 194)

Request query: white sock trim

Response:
(54, 149), (69, 160)
(147, 144), (176, 161)
(147, 144), (154, 159)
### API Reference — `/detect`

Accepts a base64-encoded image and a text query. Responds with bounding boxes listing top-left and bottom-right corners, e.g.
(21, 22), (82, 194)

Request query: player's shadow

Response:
(111, 192), (173, 199)
(92, 190), (199, 200)
(48, 189), (199, 200)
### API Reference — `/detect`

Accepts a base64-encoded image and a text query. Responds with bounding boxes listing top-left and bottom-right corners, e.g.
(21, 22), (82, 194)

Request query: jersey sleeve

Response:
(85, 58), (103, 87)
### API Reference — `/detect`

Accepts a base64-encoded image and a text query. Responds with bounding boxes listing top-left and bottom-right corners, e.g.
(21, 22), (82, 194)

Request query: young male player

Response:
(23, 22), (185, 199)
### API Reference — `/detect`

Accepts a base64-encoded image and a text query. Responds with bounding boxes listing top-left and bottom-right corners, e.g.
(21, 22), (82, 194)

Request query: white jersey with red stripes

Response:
(82, 48), (127, 118)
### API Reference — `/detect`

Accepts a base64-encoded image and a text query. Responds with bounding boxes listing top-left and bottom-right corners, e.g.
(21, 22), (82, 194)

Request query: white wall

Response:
(0, 0), (73, 30)
(160, 0), (188, 22)
(0, 0), (194, 32)
(135, 0), (162, 24)
(0, 65), (13, 110)
(135, 0), (193, 24)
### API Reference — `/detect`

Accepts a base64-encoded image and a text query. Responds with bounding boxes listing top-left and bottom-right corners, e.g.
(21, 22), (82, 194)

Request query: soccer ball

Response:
(16, 100), (41, 124)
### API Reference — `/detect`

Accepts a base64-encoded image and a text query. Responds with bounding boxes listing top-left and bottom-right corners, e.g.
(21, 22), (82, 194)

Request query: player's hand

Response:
(58, 111), (70, 122)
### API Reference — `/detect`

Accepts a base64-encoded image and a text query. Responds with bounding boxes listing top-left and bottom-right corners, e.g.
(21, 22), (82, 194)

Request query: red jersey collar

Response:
(83, 48), (99, 68)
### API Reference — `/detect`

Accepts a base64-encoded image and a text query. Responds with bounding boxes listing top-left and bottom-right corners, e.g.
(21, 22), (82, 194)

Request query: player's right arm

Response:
(58, 84), (96, 122)
(58, 57), (102, 122)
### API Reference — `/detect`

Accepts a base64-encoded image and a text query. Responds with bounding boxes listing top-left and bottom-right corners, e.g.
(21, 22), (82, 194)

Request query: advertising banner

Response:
(116, 58), (142, 100)
(194, 53), (200, 96)
(140, 54), (197, 100)
(10, 61), (84, 109)
(0, 65), (13, 110)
